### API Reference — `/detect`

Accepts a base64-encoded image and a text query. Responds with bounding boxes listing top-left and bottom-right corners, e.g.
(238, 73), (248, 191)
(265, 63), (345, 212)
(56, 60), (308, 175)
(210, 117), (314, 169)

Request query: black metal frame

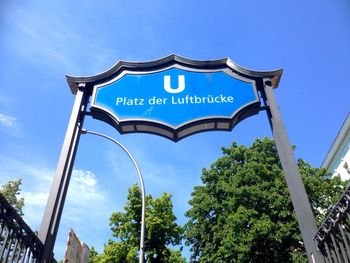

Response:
(38, 86), (89, 262)
(39, 54), (324, 262)
(66, 54), (282, 94)
(260, 79), (323, 262)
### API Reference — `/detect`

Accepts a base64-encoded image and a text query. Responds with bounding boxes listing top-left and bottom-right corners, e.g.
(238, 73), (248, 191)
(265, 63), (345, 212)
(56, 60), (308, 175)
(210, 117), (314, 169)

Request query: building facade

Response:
(322, 113), (350, 180)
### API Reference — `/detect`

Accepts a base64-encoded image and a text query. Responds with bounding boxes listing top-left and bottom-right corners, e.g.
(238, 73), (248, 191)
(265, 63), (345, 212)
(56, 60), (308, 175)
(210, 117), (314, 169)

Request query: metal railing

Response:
(315, 186), (350, 262)
(0, 193), (56, 263)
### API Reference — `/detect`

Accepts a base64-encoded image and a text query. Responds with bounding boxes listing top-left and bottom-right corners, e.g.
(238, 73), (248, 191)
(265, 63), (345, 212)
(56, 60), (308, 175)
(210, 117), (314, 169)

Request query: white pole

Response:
(81, 129), (146, 263)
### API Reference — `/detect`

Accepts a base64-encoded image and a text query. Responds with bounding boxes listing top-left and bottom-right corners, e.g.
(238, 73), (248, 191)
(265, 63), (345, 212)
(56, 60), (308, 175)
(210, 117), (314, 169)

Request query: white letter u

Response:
(164, 75), (185, 93)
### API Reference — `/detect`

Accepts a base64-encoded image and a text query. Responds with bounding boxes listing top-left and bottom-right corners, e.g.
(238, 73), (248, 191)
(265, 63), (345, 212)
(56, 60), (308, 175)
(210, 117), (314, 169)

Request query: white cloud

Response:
(66, 169), (104, 205)
(1, 160), (114, 259)
(22, 192), (49, 207)
(0, 157), (54, 229)
(0, 113), (16, 127)
(20, 168), (105, 216)
(72, 170), (97, 187)
(0, 155), (109, 230)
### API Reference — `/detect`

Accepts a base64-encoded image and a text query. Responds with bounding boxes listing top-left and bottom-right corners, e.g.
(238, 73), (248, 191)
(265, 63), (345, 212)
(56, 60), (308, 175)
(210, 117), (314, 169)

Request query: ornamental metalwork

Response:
(0, 193), (57, 263)
(315, 185), (350, 262)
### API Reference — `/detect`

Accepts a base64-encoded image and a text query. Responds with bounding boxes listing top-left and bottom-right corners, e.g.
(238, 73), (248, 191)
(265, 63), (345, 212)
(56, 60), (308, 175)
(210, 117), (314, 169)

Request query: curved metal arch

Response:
(66, 54), (283, 95)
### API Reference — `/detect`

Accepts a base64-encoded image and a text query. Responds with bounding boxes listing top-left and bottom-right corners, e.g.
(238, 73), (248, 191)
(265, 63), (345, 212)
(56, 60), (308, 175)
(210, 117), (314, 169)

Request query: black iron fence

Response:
(315, 186), (350, 262)
(0, 193), (56, 263)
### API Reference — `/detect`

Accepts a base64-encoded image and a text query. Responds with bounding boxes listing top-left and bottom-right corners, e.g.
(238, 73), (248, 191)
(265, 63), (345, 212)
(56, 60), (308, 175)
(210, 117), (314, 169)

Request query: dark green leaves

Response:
(185, 138), (346, 263)
(0, 179), (25, 215)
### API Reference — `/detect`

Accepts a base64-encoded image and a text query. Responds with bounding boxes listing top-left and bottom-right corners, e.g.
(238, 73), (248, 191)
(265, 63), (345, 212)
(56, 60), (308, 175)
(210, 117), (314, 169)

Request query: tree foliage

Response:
(88, 246), (99, 263)
(0, 179), (25, 215)
(95, 184), (186, 263)
(185, 138), (346, 263)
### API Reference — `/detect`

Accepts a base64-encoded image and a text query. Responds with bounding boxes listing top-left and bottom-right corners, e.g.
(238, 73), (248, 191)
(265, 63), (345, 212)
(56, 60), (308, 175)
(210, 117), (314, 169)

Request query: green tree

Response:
(96, 184), (186, 263)
(185, 138), (346, 263)
(166, 250), (187, 263)
(89, 246), (99, 263)
(0, 179), (25, 215)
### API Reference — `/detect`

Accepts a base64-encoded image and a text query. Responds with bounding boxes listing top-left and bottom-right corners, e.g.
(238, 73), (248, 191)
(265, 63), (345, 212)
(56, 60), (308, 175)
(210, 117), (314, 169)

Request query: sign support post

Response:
(39, 85), (89, 262)
(262, 79), (323, 263)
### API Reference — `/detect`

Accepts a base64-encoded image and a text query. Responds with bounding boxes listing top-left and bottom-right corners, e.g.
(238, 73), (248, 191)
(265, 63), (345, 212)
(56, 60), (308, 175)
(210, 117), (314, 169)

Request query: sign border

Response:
(66, 55), (282, 141)
(91, 64), (260, 141)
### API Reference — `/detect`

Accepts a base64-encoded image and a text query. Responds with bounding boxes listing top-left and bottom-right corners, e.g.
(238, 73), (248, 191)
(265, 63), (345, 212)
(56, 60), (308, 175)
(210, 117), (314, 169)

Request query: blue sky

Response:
(0, 0), (349, 260)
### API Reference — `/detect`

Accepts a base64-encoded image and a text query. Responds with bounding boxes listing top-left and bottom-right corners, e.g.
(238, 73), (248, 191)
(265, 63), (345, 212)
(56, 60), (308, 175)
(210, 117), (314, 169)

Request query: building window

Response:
(344, 161), (350, 174)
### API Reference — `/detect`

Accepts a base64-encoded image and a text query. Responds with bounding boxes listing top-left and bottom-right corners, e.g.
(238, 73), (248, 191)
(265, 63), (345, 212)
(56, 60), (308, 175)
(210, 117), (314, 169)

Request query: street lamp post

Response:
(81, 129), (146, 263)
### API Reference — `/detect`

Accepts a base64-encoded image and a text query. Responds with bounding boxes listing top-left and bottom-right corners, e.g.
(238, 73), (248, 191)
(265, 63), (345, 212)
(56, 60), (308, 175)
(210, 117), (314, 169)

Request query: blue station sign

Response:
(93, 67), (258, 127)
(65, 55), (281, 141)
